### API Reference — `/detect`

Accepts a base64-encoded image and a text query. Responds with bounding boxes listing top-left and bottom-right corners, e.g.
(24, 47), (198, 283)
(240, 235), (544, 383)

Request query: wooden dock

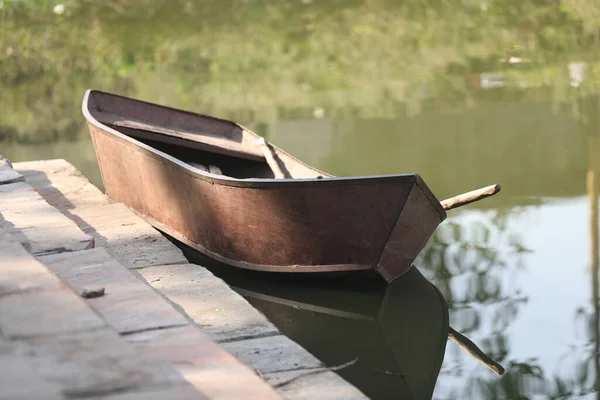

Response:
(0, 158), (367, 400)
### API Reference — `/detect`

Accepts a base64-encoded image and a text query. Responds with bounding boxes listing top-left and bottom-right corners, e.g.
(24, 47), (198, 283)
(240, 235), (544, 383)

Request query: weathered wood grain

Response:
(126, 325), (282, 400)
(222, 336), (369, 398)
(221, 335), (323, 375)
(440, 184), (501, 211)
(0, 239), (208, 399)
(39, 248), (189, 334)
(0, 338), (63, 400)
(0, 235), (105, 338)
(257, 137), (286, 179)
(65, 203), (188, 269)
(0, 289), (107, 338)
(0, 181), (94, 256)
(101, 385), (210, 400)
(137, 263), (279, 342)
(0, 237), (63, 296)
(19, 328), (189, 398)
(268, 370), (368, 400)
(0, 327), (208, 400)
(16, 159), (110, 210)
(15, 160), (186, 268)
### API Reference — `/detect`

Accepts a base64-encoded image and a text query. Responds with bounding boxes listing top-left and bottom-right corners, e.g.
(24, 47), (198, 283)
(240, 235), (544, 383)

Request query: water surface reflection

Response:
(183, 251), (450, 400)
(426, 196), (599, 398)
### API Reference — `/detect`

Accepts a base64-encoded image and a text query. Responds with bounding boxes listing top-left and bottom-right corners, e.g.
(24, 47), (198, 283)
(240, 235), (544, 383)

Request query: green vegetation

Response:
(2, 0), (600, 143)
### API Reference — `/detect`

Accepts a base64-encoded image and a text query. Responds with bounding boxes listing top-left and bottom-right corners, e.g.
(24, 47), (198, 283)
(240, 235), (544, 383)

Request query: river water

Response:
(2, 1), (599, 398)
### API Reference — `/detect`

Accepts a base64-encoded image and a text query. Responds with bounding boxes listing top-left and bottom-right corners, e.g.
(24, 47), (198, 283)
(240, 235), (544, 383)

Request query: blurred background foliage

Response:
(2, 0), (600, 143)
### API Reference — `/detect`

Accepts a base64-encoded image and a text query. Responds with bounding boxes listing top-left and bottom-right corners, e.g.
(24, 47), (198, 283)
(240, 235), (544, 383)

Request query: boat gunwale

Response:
(82, 89), (446, 219)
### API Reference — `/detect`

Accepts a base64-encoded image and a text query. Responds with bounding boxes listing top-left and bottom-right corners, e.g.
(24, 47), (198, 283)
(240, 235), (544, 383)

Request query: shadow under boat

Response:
(179, 245), (502, 400)
(238, 269), (448, 400)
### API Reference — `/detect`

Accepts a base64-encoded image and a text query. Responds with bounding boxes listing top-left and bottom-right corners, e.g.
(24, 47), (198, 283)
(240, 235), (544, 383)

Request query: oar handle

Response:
(448, 327), (505, 375)
(441, 184), (501, 211)
(257, 137), (286, 179)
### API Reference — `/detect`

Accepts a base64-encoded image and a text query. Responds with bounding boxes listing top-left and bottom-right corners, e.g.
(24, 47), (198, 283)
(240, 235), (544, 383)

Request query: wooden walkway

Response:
(0, 158), (367, 400)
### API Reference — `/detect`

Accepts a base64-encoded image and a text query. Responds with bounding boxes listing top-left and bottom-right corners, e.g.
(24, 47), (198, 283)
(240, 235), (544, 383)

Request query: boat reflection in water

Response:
(182, 247), (503, 400)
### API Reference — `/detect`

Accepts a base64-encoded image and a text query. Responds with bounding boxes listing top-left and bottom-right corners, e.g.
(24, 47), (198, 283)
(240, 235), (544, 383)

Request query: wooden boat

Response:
(82, 89), (501, 282)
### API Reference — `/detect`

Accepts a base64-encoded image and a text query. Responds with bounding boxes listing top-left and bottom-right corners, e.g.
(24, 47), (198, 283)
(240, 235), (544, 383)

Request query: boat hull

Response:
(84, 90), (446, 281)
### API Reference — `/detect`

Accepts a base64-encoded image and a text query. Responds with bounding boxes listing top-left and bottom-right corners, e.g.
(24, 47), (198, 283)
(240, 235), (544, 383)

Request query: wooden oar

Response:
(257, 137), (286, 179)
(441, 184), (501, 211)
(448, 327), (505, 375)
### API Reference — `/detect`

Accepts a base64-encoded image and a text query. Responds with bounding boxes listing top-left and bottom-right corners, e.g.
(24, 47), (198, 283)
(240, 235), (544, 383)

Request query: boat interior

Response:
(111, 126), (278, 179)
(86, 90), (327, 180)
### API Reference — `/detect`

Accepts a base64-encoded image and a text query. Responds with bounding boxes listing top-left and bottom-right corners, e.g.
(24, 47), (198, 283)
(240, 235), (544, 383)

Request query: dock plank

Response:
(268, 370), (368, 400)
(0, 234), (105, 338)
(101, 385), (210, 400)
(0, 181), (94, 256)
(0, 181), (40, 208)
(14, 160), (186, 268)
(39, 248), (189, 334)
(221, 335), (323, 375)
(20, 328), (187, 399)
(0, 237), (209, 399)
(127, 325), (281, 400)
(220, 335), (366, 398)
(72, 203), (188, 269)
(16, 159), (110, 210)
(0, 289), (107, 339)
(0, 339), (63, 400)
(0, 237), (63, 296)
(1, 329), (209, 400)
(138, 263), (280, 342)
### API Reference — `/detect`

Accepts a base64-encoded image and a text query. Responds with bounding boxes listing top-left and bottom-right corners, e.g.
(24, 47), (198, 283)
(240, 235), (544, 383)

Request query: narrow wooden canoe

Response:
(82, 89), (497, 282)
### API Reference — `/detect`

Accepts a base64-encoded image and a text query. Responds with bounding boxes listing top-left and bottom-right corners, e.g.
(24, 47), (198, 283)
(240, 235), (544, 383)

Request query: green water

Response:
(2, 1), (600, 398)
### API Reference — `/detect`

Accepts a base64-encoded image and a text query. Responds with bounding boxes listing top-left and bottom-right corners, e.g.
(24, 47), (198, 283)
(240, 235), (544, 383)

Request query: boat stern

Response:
(375, 176), (446, 282)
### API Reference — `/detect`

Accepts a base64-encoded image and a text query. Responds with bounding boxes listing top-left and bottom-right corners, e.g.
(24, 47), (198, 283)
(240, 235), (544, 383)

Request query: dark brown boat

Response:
(82, 89), (501, 282)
